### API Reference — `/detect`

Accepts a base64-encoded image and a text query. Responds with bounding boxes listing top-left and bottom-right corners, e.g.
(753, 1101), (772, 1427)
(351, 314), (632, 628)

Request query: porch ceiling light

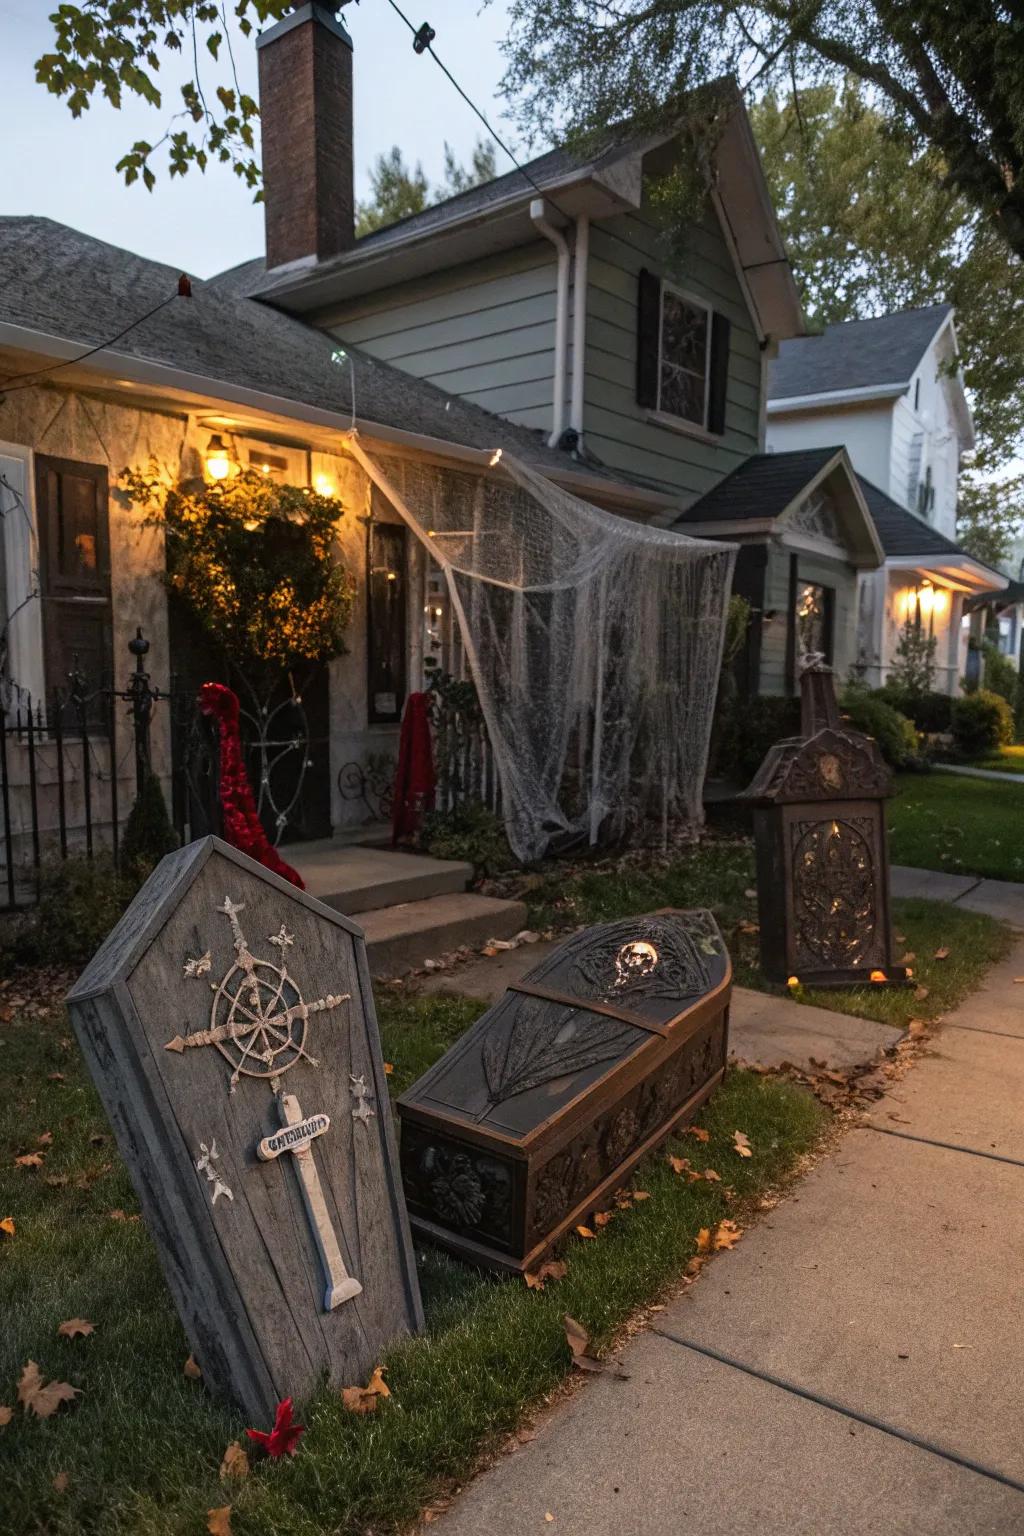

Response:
(204, 432), (236, 482)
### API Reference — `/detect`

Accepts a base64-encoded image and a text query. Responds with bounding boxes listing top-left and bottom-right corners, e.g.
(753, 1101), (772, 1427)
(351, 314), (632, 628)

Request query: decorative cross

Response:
(257, 1091), (362, 1311)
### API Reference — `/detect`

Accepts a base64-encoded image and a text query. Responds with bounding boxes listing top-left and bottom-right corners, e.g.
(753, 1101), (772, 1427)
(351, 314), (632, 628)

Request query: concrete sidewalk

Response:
(892, 864), (1024, 929)
(433, 940), (1024, 1536)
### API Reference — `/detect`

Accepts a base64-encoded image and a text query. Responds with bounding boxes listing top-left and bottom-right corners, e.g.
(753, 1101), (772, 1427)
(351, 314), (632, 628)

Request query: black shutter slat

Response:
(636, 268), (661, 410)
(707, 311), (731, 435)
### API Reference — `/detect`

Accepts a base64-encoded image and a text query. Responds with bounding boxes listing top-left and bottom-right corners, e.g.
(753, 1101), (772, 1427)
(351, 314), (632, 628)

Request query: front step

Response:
(283, 841), (473, 916)
(358, 892), (529, 977)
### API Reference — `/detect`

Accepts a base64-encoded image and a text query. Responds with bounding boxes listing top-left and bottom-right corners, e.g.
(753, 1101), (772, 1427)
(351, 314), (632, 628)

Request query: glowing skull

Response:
(613, 940), (660, 988)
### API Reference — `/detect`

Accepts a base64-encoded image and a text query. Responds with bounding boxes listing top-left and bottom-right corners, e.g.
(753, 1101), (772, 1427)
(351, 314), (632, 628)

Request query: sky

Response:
(0, 1), (516, 278)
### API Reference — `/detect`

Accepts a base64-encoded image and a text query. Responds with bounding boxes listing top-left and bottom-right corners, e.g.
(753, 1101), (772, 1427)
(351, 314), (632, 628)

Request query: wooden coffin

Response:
(397, 910), (731, 1274)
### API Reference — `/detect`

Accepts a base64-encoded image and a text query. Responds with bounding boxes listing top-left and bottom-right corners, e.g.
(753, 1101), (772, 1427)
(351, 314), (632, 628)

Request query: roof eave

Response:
(767, 382), (909, 413)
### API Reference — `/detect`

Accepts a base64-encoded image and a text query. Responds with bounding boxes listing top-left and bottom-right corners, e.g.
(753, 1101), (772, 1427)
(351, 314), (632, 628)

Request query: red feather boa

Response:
(199, 682), (304, 889)
(391, 691), (436, 843)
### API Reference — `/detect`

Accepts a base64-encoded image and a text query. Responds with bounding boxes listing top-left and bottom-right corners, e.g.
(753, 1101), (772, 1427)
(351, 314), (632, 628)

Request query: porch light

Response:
(314, 473), (336, 497)
(204, 433), (235, 482)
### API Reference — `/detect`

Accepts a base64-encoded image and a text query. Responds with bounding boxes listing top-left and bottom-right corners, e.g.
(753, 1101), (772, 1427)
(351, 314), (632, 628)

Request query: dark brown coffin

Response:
(397, 909), (731, 1274)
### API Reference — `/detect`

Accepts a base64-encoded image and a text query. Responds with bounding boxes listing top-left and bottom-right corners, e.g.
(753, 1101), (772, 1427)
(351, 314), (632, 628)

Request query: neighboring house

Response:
(2, 1), (889, 869)
(765, 306), (1006, 693)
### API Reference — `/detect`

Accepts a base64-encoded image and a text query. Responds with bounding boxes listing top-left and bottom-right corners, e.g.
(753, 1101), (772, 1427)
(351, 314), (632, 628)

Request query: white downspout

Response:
(530, 198), (569, 447)
(570, 213), (589, 450)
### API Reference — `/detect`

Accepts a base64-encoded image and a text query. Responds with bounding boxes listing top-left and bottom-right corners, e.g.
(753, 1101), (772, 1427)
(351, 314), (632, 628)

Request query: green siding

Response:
(759, 544), (859, 696)
(583, 204), (762, 502)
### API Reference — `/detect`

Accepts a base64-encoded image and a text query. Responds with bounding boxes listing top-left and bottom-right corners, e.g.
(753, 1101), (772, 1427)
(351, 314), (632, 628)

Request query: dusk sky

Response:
(1, 1), (517, 278)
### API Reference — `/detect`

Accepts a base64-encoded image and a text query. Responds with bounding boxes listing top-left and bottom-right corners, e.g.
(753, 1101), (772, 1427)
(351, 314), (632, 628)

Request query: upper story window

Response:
(636, 270), (731, 437)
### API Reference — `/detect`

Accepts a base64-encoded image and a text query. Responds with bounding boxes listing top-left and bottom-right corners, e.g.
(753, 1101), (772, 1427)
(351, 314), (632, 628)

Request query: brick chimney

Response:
(257, 3), (355, 272)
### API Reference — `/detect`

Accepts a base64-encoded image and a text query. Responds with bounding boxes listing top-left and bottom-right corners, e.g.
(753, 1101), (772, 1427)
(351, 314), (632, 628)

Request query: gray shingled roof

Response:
(855, 474), (999, 574)
(769, 305), (952, 401)
(672, 447), (841, 525)
(0, 216), (598, 477)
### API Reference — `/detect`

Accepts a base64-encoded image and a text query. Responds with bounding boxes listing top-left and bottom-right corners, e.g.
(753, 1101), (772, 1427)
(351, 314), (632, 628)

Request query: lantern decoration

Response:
(740, 657), (910, 989)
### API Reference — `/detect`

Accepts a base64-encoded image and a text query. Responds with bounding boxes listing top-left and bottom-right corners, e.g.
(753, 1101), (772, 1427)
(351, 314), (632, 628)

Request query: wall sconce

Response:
(204, 432), (237, 482)
(314, 473), (336, 497)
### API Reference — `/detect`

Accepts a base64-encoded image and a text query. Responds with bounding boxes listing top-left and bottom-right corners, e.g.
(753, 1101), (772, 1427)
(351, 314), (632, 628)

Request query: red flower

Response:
(245, 1397), (305, 1458)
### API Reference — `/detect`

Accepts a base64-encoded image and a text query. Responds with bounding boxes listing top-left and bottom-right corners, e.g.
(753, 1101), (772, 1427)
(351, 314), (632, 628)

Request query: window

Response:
(366, 520), (407, 724)
(795, 581), (834, 663)
(917, 464), (935, 519)
(636, 271), (731, 434)
(34, 455), (112, 712)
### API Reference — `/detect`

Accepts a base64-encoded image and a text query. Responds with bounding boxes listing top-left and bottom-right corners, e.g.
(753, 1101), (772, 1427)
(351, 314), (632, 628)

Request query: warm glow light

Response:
(787, 975), (799, 989)
(489, 448), (503, 467)
(314, 473), (336, 496)
(870, 969), (887, 984)
(204, 432), (233, 482)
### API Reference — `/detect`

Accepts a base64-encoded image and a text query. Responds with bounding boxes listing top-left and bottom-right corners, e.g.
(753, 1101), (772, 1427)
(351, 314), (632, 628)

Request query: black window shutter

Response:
(636, 268), (662, 410)
(707, 311), (731, 435)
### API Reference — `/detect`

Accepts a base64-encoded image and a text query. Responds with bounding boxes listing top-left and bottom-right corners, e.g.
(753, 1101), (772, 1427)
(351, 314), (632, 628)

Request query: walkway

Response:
(933, 762), (1024, 786)
(433, 944), (1024, 1535)
(892, 864), (1024, 929)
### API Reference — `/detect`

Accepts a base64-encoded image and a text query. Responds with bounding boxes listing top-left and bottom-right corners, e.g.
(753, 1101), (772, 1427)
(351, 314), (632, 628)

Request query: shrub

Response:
(879, 685), (953, 734)
(120, 770), (179, 883)
(950, 688), (1015, 757)
(838, 688), (919, 768)
(982, 640), (1018, 708)
(5, 856), (136, 968)
(717, 694), (801, 786)
(419, 801), (514, 878)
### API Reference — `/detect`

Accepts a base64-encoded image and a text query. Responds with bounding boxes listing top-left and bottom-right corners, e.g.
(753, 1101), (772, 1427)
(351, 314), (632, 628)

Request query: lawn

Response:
(974, 746), (1024, 775)
(523, 838), (1012, 1031)
(0, 985), (824, 1536)
(887, 771), (1024, 882)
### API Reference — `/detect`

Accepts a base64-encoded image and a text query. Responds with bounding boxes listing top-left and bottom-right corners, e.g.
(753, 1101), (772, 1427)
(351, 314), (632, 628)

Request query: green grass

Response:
(974, 746), (1024, 775)
(888, 771), (1024, 881)
(0, 989), (824, 1536)
(523, 838), (1011, 1031)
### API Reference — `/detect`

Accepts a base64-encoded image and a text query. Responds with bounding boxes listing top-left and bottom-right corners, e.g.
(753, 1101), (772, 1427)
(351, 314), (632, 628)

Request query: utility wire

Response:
(0, 276), (192, 399)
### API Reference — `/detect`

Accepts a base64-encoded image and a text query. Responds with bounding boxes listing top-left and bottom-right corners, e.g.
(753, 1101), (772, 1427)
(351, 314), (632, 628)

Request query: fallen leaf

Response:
(703, 1169), (722, 1183)
(246, 1397), (305, 1456)
(219, 1441), (250, 1482)
(0, 1217), (14, 1237)
(695, 1227), (712, 1253)
(15, 1153), (44, 1169)
(898, 951), (916, 966)
(207, 1506), (232, 1536)
(713, 1220), (743, 1251)
(592, 1210), (613, 1228)
(666, 1155), (690, 1176)
(52, 1472), (69, 1493)
(894, 932), (907, 945)
(524, 1259), (567, 1291)
(685, 1126), (710, 1143)
(341, 1366), (391, 1414)
(107, 1209), (140, 1223)
(45, 1175), (69, 1188)
(563, 1314), (603, 1372)
(914, 986), (930, 1002)
(47, 1072), (65, 1082)
(908, 1018), (929, 1039)
(575, 1225), (596, 1240)
(37, 1131), (54, 1147)
(1014, 978), (1024, 984)
(184, 1354), (203, 1381)
(732, 1131), (753, 1159)
(632, 1190), (651, 1201)
(16, 1360), (81, 1418)
(57, 1318), (96, 1340)
(0, 1406), (11, 1427)
(545, 1516), (555, 1524)
(383, 1062), (394, 1075)
(933, 947), (950, 961)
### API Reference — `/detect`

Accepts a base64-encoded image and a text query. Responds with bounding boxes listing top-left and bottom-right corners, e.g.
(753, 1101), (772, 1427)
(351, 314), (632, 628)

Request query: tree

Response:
(752, 82), (1024, 473)
(956, 474), (1024, 569)
(500, 0), (1024, 263)
(356, 139), (498, 237)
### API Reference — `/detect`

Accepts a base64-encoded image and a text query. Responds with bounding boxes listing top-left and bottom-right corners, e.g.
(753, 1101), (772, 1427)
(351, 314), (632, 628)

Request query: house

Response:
(765, 306), (1007, 693)
(3, 1), (875, 877)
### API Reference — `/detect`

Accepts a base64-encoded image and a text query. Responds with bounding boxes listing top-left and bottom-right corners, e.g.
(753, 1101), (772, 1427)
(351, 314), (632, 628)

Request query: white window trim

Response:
(0, 440), (45, 714)
(656, 281), (713, 435)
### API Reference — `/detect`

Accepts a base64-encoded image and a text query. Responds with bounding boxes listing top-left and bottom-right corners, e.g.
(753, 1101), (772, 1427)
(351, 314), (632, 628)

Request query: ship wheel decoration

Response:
(166, 897), (350, 1092)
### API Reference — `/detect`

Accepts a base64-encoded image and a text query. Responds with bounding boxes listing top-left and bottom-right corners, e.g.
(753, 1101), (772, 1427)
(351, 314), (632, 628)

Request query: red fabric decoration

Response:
(199, 682), (305, 889)
(391, 691), (435, 843)
(245, 1397), (305, 1459)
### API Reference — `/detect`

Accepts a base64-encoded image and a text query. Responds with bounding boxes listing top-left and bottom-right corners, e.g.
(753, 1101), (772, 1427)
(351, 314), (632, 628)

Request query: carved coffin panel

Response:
(397, 910), (731, 1273)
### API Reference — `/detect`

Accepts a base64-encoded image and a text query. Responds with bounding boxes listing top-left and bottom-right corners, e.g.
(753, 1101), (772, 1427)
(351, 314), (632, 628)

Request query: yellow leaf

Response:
(0, 1406), (12, 1428)
(685, 1126), (710, 1143)
(695, 1227), (712, 1254)
(37, 1131), (54, 1147)
(183, 1354), (203, 1381)
(341, 1364), (390, 1413)
(575, 1225), (596, 1240)
(15, 1153), (44, 1169)
(545, 1516), (555, 1524)
(713, 1219), (743, 1251)
(0, 1217), (14, 1238)
(703, 1169), (721, 1182)
(666, 1155), (690, 1176)
(207, 1506), (232, 1536)
(16, 1360), (81, 1419)
(732, 1131), (753, 1159)
(908, 1018), (929, 1039)
(219, 1441), (249, 1483)
(383, 1062), (394, 1075)
(933, 947), (950, 961)
(593, 1210), (613, 1228)
(57, 1318), (96, 1340)
(632, 1190), (651, 1201)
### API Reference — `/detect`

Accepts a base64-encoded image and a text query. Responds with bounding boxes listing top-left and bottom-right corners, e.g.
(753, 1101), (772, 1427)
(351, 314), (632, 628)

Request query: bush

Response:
(839, 688), (919, 768)
(419, 801), (514, 878)
(120, 769), (179, 883)
(4, 856), (136, 968)
(950, 688), (1015, 757)
(879, 685), (953, 734)
(717, 694), (801, 786)
(982, 640), (1018, 708)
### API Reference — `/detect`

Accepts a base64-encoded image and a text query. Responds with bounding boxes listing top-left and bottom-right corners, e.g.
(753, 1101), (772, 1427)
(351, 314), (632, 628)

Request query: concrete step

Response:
(358, 892), (529, 977)
(282, 841), (472, 916)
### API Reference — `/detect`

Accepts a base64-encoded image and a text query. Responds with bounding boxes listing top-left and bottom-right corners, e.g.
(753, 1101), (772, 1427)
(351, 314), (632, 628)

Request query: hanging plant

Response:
(121, 466), (355, 671)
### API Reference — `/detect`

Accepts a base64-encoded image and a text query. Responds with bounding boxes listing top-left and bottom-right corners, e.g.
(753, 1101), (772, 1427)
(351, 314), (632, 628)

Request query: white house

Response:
(766, 306), (1006, 693)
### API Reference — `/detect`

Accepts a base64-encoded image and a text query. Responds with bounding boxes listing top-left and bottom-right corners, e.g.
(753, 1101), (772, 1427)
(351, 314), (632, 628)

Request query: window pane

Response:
(661, 292), (707, 373)
(367, 521), (408, 724)
(796, 582), (832, 661)
(659, 363), (705, 425)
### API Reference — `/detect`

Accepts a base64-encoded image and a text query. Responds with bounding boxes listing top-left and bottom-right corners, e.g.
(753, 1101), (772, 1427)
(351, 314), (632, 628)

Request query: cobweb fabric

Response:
(362, 445), (736, 864)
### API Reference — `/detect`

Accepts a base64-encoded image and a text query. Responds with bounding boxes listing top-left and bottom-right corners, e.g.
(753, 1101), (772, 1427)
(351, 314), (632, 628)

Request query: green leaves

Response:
(34, 0), (288, 193)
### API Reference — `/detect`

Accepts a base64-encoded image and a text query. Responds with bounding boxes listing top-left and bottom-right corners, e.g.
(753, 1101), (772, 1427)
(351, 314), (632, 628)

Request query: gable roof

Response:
(0, 215), (654, 500)
(854, 474), (1003, 581)
(768, 304), (952, 402)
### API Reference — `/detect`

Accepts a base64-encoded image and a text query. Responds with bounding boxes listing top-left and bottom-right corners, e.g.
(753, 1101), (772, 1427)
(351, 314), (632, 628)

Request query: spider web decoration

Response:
(481, 995), (636, 1104)
(352, 441), (735, 863)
